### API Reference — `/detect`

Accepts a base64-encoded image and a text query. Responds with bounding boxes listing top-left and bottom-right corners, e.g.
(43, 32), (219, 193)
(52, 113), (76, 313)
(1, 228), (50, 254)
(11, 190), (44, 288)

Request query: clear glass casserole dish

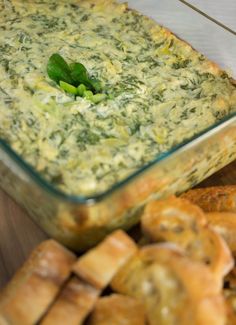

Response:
(0, 0), (235, 251)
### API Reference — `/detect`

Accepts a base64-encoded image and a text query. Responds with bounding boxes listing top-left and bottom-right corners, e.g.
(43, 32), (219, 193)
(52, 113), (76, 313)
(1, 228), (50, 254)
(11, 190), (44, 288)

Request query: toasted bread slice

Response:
(224, 267), (236, 324)
(205, 212), (236, 255)
(73, 230), (137, 289)
(41, 276), (100, 325)
(181, 186), (236, 213)
(224, 290), (236, 325)
(87, 294), (146, 325)
(186, 226), (233, 279)
(0, 240), (76, 325)
(225, 268), (236, 290)
(141, 197), (207, 248)
(141, 198), (233, 280)
(111, 244), (226, 325)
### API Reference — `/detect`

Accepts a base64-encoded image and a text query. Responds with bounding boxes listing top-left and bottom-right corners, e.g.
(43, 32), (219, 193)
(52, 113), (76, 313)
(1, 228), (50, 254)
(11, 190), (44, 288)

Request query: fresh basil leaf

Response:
(70, 62), (91, 87)
(46, 53), (105, 101)
(47, 53), (73, 85)
(69, 62), (87, 76)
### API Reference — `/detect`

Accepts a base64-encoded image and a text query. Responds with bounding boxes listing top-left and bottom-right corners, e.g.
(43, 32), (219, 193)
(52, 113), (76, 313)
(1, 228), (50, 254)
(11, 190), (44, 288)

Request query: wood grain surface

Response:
(0, 160), (236, 289)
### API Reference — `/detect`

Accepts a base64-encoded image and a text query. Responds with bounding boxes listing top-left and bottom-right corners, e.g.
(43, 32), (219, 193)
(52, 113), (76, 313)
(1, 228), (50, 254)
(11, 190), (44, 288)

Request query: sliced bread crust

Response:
(87, 294), (146, 325)
(41, 276), (100, 325)
(181, 186), (236, 213)
(0, 240), (76, 325)
(73, 230), (137, 289)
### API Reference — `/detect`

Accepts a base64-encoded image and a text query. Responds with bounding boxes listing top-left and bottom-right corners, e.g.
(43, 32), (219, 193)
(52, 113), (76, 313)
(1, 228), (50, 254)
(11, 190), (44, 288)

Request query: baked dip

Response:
(0, 0), (236, 196)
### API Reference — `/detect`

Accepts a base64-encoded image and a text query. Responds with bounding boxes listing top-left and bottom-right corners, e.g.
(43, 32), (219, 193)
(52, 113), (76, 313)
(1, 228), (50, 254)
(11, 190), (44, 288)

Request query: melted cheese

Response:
(0, 0), (236, 196)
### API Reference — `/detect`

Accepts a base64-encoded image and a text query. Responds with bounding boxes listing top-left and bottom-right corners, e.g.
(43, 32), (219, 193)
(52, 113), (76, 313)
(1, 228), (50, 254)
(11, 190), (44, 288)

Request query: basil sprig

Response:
(47, 53), (104, 103)
(47, 53), (73, 85)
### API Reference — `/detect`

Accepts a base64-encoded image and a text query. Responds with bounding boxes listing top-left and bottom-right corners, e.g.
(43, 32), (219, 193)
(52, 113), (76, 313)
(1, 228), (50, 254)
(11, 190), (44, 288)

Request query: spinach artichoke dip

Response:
(0, 0), (236, 196)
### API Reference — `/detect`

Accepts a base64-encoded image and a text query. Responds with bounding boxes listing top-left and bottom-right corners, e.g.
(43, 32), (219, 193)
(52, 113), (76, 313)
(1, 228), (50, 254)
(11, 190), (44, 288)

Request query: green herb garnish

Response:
(92, 93), (107, 104)
(47, 53), (73, 85)
(70, 63), (91, 88)
(90, 78), (102, 93)
(83, 90), (94, 101)
(46, 53), (106, 103)
(59, 81), (78, 95)
(77, 84), (87, 96)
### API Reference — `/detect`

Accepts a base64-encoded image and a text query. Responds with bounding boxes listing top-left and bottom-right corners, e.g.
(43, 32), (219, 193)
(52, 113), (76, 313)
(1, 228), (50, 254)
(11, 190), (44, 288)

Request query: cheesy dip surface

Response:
(0, 0), (236, 196)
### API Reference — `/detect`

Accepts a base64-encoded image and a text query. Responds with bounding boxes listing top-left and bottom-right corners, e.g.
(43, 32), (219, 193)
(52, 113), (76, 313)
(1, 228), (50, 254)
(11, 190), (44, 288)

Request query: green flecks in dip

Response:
(0, 0), (236, 196)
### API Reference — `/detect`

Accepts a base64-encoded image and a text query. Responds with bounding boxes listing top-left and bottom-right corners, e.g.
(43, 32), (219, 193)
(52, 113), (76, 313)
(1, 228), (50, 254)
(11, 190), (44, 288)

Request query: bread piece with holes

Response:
(141, 196), (207, 247)
(205, 212), (236, 256)
(223, 267), (236, 324)
(87, 294), (146, 325)
(224, 289), (236, 325)
(141, 198), (233, 281)
(181, 186), (236, 213)
(40, 276), (100, 325)
(73, 230), (137, 289)
(0, 240), (76, 325)
(111, 244), (226, 325)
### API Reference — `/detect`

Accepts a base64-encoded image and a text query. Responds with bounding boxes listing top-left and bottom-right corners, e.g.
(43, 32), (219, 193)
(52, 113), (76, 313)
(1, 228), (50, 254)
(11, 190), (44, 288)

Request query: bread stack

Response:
(1, 185), (236, 324)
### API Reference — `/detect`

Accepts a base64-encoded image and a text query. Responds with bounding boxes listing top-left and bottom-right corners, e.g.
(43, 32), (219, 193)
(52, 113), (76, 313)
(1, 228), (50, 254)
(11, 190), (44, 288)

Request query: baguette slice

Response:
(111, 244), (226, 325)
(141, 198), (233, 281)
(205, 212), (236, 255)
(181, 186), (236, 213)
(225, 268), (236, 290)
(73, 230), (137, 289)
(224, 267), (236, 324)
(0, 240), (76, 325)
(141, 197), (207, 247)
(186, 227), (233, 279)
(87, 294), (146, 325)
(40, 276), (100, 325)
(224, 289), (236, 325)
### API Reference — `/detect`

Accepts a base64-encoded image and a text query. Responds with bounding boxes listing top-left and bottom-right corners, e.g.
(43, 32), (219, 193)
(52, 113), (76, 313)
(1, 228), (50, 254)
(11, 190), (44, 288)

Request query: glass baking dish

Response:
(0, 0), (235, 251)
